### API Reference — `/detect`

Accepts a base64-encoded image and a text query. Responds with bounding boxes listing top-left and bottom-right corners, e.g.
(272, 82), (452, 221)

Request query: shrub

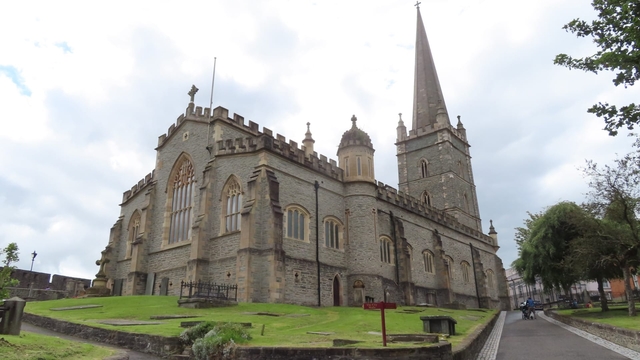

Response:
(184, 322), (252, 360)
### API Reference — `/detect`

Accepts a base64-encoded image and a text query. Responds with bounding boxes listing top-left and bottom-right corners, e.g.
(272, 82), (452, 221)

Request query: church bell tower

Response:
(396, 5), (482, 231)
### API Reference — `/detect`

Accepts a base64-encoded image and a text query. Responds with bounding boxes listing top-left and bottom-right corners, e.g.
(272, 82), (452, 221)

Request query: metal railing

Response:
(179, 280), (237, 301)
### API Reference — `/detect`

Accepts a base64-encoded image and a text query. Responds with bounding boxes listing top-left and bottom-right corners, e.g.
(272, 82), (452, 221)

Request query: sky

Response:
(1, 0), (638, 281)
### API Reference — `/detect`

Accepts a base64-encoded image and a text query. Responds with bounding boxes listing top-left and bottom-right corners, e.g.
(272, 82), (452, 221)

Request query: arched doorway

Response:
(333, 275), (341, 306)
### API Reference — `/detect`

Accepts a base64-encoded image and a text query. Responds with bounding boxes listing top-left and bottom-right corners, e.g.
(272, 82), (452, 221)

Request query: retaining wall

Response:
(544, 309), (640, 352)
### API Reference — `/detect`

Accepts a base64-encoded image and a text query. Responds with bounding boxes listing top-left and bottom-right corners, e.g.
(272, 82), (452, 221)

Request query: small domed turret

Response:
(337, 115), (375, 183)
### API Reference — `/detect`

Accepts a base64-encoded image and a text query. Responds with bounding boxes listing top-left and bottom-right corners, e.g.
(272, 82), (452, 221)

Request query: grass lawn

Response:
(556, 305), (640, 331)
(24, 296), (496, 348)
(0, 331), (114, 360)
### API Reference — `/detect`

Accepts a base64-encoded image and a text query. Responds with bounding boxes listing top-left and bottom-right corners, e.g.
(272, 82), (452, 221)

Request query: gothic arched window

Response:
(420, 159), (429, 178)
(324, 217), (343, 249)
(421, 191), (432, 207)
(127, 212), (141, 258)
(379, 237), (394, 264)
(168, 157), (195, 244)
(445, 255), (454, 279)
(461, 261), (471, 283)
(284, 206), (309, 241)
(223, 177), (243, 233)
(423, 250), (435, 274)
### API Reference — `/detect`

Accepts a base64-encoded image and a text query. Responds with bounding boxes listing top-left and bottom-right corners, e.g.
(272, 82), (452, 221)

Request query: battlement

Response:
(155, 102), (343, 180)
(404, 123), (466, 143)
(216, 132), (342, 180)
(122, 170), (155, 204)
(157, 105), (262, 148)
(375, 181), (491, 243)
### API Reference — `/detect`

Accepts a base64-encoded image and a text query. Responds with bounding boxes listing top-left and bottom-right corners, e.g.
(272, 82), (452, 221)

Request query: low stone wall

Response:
(452, 310), (499, 360)
(545, 310), (640, 352)
(8, 288), (67, 301)
(23, 313), (183, 357)
(22, 310), (501, 360)
(233, 343), (452, 360)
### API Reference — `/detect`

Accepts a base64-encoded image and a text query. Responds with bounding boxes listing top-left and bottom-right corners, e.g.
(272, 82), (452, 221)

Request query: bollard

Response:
(0, 297), (26, 335)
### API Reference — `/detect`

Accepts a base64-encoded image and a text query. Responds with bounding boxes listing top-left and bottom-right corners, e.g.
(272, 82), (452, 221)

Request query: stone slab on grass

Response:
(150, 315), (199, 320)
(50, 305), (103, 311)
(241, 312), (282, 316)
(180, 321), (252, 328)
(98, 319), (164, 326)
(307, 331), (334, 336)
(284, 313), (310, 317)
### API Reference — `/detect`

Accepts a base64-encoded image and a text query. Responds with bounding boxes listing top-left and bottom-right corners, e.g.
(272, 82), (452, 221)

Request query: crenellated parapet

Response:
(122, 170), (155, 204)
(376, 181), (492, 244)
(216, 130), (342, 180)
(404, 123), (467, 144)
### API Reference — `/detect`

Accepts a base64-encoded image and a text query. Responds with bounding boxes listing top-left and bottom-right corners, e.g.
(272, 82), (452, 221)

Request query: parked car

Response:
(534, 301), (543, 310)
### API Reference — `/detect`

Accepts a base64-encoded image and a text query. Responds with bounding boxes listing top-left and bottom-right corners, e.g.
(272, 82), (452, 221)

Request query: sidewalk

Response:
(21, 322), (162, 360)
(477, 311), (640, 360)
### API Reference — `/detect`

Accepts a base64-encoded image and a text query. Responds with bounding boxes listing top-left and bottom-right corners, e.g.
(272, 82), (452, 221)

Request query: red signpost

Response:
(363, 301), (397, 347)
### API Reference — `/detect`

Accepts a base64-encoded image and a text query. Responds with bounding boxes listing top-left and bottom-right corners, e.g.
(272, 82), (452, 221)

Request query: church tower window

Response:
(284, 206), (309, 241)
(345, 157), (350, 177)
(463, 193), (470, 212)
(421, 191), (432, 207)
(357, 157), (362, 176)
(169, 158), (195, 244)
(324, 218), (343, 249)
(423, 250), (435, 274)
(461, 261), (471, 283)
(223, 177), (243, 233)
(379, 237), (393, 264)
(445, 255), (454, 279)
(127, 212), (141, 258)
(421, 159), (429, 178)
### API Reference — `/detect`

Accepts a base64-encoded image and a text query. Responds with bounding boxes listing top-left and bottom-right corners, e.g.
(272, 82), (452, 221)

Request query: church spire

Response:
(412, 5), (449, 130)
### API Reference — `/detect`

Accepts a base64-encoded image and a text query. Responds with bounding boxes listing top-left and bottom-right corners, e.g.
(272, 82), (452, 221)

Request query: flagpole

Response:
(206, 57), (217, 154)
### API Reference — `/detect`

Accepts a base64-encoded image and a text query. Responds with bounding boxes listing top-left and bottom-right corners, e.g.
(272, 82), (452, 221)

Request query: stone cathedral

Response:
(100, 8), (510, 310)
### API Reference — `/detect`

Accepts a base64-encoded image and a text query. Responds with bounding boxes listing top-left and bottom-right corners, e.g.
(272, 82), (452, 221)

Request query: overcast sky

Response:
(1, 0), (638, 281)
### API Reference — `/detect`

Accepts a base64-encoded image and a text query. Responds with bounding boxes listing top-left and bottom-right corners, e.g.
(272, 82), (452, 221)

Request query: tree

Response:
(513, 202), (585, 294)
(584, 154), (640, 316)
(0, 243), (20, 299)
(554, 1), (640, 136)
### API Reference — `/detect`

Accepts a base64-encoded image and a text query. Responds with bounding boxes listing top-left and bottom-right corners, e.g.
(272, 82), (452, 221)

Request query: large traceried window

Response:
(423, 250), (435, 274)
(461, 261), (471, 283)
(420, 159), (429, 178)
(169, 158), (195, 244)
(380, 237), (394, 264)
(224, 178), (243, 233)
(285, 206), (309, 241)
(127, 212), (141, 258)
(324, 218), (342, 249)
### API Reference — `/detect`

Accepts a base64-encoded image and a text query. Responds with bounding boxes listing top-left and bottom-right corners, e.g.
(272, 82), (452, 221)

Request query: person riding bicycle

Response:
(526, 297), (537, 319)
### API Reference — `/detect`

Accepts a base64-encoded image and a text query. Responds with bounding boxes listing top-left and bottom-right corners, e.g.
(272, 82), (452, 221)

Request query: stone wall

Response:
(233, 344), (453, 360)
(545, 310), (640, 352)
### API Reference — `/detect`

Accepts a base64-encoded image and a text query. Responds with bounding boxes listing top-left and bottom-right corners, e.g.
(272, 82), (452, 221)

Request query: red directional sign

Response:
(363, 302), (397, 310)
(363, 301), (397, 346)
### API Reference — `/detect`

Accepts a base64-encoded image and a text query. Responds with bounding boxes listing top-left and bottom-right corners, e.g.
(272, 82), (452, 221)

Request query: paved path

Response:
(477, 311), (640, 360)
(21, 322), (162, 360)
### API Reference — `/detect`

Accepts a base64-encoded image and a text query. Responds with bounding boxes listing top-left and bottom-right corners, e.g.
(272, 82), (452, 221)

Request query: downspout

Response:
(469, 243), (482, 307)
(390, 211), (400, 285)
(315, 180), (321, 306)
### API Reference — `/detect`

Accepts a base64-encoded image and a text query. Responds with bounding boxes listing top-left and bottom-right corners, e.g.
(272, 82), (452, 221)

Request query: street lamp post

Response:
(30, 251), (38, 272)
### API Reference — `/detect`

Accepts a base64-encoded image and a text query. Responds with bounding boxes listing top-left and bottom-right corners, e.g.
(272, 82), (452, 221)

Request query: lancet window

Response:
(169, 158), (195, 244)
(224, 178), (243, 233)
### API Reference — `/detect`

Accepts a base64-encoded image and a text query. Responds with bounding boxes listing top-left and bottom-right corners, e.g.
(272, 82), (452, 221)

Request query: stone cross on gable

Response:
(415, 1), (421, 8)
(188, 85), (199, 103)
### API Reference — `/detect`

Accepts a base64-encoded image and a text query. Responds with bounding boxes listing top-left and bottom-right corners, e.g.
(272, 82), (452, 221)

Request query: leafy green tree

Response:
(554, 0), (640, 136)
(584, 155), (640, 316)
(513, 202), (585, 295)
(0, 243), (20, 299)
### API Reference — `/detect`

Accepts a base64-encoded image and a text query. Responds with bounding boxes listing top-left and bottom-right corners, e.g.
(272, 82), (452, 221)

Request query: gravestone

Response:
(0, 297), (26, 335)
(420, 315), (457, 335)
(160, 278), (169, 296)
(113, 279), (123, 296)
(145, 273), (155, 295)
